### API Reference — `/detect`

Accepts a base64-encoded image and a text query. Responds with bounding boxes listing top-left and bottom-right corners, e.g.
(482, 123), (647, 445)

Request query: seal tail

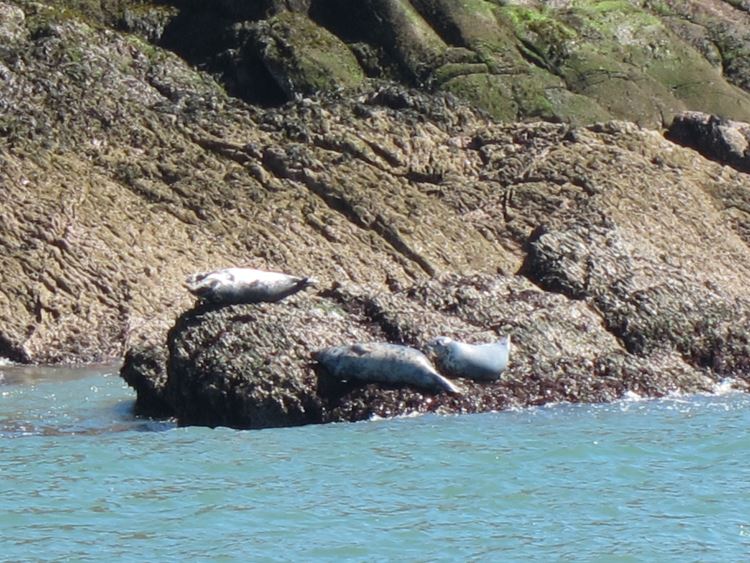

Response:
(268, 275), (318, 302)
(289, 276), (317, 295)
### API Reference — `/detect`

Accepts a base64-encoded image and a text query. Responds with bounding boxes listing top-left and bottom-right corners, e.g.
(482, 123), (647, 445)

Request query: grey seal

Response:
(185, 267), (316, 305)
(313, 343), (461, 394)
(427, 336), (511, 381)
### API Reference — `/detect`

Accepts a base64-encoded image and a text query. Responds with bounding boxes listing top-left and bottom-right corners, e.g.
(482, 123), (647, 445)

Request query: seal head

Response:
(185, 267), (316, 305)
(427, 336), (511, 381)
(313, 342), (460, 394)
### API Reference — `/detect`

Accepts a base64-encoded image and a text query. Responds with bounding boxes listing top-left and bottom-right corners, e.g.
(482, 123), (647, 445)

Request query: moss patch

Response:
(498, 5), (577, 73)
(252, 12), (365, 98)
(552, 1), (750, 124)
(441, 73), (517, 121)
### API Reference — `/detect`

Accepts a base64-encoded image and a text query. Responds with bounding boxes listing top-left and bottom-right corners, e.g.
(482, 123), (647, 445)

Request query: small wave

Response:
(660, 379), (749, 403)
(711, 378), (747, 395)
(621, 390), (644, 402)
(369, 410), (425, 422)
(0, 417), (177, 439)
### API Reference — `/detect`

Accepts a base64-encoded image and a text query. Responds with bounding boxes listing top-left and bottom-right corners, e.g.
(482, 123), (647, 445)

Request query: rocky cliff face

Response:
(10, 0), (750, 125)
(121, 114), (750, 428)
(2, 0), (750, 427)
(116, 0), (750, 126)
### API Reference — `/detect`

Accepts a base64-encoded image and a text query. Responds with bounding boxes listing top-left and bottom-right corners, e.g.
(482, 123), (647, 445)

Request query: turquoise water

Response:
(2, 364), (749, 562)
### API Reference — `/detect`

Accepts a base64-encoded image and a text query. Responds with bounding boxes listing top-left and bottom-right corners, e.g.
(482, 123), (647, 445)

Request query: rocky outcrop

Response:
(666, 111), (750, 173)
(18, 0), (750, 126)
(120, 344), (170, 417)
(656, 0), (750, 94)
(3, 0), (750, 428)
(123, 272), (721, 428)
(121, 116), (750, 428)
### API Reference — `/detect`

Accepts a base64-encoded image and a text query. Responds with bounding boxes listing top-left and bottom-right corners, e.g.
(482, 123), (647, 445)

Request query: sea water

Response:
(1, 363), (749, 562)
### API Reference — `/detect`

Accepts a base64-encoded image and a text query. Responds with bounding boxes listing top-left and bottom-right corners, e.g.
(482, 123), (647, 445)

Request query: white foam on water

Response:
(621, 389), (644, 402)
(369, 409), (425, 422)
(712, 378), (745, 395)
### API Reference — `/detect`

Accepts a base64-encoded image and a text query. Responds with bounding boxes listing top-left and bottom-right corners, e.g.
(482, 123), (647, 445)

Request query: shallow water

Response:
(2, 364), (749, 561)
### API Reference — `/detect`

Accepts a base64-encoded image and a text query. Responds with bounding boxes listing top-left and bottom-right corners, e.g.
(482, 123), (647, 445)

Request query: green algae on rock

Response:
(14, 0), (750, 124)
(244, 11), (365, 99)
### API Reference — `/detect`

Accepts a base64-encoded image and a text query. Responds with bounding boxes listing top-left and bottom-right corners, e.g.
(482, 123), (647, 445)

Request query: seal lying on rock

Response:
(427, 336), (511, 381)
(313, 343), (461, 394)
(185, 267), (316, 305)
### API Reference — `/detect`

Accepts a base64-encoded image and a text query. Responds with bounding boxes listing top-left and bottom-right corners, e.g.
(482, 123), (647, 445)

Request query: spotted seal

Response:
(313, 342), (461, 394)
(185, 267), (316, 305)
(427, 336), (511, 381)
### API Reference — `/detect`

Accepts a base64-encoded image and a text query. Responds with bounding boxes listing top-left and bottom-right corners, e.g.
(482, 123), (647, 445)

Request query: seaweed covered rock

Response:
(4, 0), (750, 426)
(127, 272), (717, 429)
(162, 294), (375, 428)
(165, 306), (314, 428)
(120, 343), (171, 418)
(230, 11), (365, 100)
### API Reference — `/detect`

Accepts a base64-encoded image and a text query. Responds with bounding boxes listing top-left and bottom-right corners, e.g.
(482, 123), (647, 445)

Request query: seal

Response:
(185, 267), (316, 305)
(313, 342), (461, 394)
(427, 336), (511, 381)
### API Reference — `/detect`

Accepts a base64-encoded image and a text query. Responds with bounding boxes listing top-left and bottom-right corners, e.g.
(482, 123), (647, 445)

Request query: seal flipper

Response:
(435, 373), (462, 395)
(296, 276), (317, 293)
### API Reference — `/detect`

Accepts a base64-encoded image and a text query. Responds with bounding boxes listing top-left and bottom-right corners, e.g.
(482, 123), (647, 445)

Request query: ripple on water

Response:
(2, 368), (750, 560)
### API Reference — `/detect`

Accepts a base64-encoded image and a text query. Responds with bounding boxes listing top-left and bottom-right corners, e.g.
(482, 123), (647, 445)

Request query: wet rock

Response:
(120, 344), (171, 418)
(128, 272), (717, 429)
(164, 296), (366, 428)
(242, 11), (364, 99)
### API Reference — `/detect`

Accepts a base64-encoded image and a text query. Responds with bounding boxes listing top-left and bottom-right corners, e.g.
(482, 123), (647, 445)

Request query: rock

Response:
(4, 1), (750, 426)
(658, 0), (750, 94)
(243, 11), (365, 99)
(120, 344), (171, 418)
(118, 4), (179, 44)
(110, 0), (750, 122)
(0, 3), (25, 45)
(666, 111), (750, 173)
(354, 0), (448, 83)
(128, 272), (717, 429)
(164, 302), (324, 428)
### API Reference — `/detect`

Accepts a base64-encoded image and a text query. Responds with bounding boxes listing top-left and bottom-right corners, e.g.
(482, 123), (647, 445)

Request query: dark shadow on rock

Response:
(120, 344), (171, 418)
(0, 333), (31, 364)
(158, 0), (289, 106)
(666, 111), (750, 174)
